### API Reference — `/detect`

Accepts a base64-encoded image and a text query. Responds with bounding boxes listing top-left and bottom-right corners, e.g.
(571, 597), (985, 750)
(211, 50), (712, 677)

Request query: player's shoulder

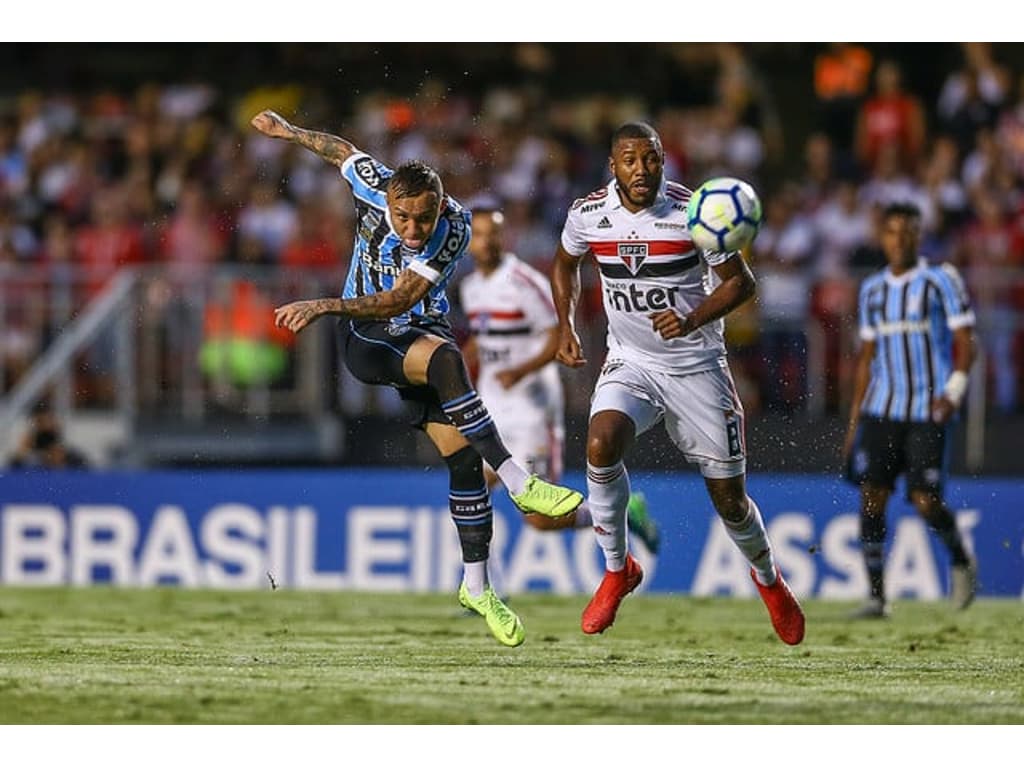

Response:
(343, 151), (393, 193)
(568, 183), (613, 217)
(664, 180), (693, 205)
(926, 260), (966, 284)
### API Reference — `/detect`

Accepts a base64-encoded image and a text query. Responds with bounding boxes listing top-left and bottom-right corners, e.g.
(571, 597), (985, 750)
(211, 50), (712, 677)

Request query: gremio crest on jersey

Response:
(617, 243), (648, 275)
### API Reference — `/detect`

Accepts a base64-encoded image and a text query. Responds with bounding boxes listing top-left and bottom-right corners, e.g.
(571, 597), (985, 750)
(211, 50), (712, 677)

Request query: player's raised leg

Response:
(407, 336), (582, 518)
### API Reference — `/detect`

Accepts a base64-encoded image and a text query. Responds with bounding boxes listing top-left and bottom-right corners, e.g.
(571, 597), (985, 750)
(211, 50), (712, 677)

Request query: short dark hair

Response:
(882, 201), (922, 220)
(611, 121), (661, 149)
(389, 161), (443, 200)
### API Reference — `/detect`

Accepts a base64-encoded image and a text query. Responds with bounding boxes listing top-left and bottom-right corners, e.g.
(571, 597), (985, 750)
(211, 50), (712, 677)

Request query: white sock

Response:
(462, 560), (489, 597)
(496, 458), (529, 496)
(724, 497), (776, 585)
(573, 501), (593, 529)
(586, 461), (630, 571)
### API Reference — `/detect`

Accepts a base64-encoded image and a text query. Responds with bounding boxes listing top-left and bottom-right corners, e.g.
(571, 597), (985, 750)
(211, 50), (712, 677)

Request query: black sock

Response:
(924, 504), (970, 566)
(861, 511), (886, 601)
(427, 344), (511, 470)
(445, 446), (493, 563)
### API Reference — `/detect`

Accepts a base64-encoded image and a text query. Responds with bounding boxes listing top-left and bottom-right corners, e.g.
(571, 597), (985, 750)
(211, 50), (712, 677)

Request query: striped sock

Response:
(441, 390), (512, 473)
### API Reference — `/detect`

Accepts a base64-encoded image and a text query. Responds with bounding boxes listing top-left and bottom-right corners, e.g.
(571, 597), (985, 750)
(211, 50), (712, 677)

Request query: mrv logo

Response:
(608, 282), (680, 312)
(618, 242), (648, 275)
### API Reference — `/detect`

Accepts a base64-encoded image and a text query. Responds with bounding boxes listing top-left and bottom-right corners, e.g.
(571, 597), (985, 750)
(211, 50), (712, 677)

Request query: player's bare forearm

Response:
(250, 109), (355, 167)
(551, 247), (586, 367)
(551, 246), (581, 330)
(952, 326), (978, 373)
(843, 341), (875, 452)
(338, 270), (430, 320)
(685, 261), (756, 332)
(289, 126), (356, 167)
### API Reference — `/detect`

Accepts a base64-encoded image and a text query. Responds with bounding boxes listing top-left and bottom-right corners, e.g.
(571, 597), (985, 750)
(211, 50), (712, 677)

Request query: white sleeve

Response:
(559, 207), (590, 257)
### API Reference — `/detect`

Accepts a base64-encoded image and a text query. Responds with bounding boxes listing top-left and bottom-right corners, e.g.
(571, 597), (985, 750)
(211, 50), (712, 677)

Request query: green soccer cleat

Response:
(510, 475), (582, 518)
(627, 492), (661, 555)
(458, 583), (525, 647)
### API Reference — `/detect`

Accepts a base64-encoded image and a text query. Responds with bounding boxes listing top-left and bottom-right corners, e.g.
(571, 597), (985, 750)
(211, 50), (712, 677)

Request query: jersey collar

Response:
(884, 258), (927, 286)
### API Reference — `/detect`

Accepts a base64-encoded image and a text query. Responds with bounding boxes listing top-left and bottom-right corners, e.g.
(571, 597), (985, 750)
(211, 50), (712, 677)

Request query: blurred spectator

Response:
(854, 59), (926, 177)
(236, 179), (297, 262)
(956, 189), (1024, 414)
(9, 403), (89, 469)
(813, 43), (873, 170)
(200, 278), (295, 391)
(937, 43), (1010, 128)
(752, 184), (817, 409)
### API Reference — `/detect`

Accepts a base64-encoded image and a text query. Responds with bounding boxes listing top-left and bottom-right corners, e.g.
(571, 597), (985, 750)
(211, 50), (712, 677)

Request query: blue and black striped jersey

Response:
(857, 259), (975, 422)
(339, 151), (470, 325)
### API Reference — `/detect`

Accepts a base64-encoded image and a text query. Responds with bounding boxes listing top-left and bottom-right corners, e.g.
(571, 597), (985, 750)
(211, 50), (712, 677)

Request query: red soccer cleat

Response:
(582, 554), (643, 634)
(751, 567), (805, 645)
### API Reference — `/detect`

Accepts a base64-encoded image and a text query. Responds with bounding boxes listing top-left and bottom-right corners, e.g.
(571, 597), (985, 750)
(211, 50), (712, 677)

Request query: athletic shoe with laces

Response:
(458, 583), (525, 647)
(510, 475), (582, 518)
(950, 557), (977, 611)
(751, 567), (805, 645)
(849, 596), (891, 619)
(581, 553), (643, 634)
(626, 492), (661, 555)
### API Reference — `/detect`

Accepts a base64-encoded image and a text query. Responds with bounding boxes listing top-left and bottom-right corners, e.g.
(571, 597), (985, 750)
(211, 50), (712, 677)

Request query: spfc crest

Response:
(617, 242), (648, 275)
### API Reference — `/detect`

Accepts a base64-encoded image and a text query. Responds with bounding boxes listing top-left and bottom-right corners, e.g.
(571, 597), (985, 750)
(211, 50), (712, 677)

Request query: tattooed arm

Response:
(274, 271), (433, 333)
(250, 109), (356, 167)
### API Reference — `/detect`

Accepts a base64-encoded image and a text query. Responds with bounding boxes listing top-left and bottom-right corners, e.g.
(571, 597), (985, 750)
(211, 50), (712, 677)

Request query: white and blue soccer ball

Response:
(686, 176), (763, 252)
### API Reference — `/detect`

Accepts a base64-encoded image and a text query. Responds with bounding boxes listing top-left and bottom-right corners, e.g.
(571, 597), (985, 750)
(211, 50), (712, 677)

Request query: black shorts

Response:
(857, 416), (948, 495)
(340, 318), (455, 429)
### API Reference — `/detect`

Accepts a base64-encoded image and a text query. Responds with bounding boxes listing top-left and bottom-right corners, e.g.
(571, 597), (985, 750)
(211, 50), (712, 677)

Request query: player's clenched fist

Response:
(649, 309), (690, 340)
(556, 326), (586, 368)
(251, 110), (294, 139)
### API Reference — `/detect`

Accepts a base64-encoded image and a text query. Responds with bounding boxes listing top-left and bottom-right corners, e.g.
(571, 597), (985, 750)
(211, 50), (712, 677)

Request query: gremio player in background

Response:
(843, 201), (979, 619)
(251, 109), (584, 648)
(461, 205), (660, 557)
(551, 121), (804, 644)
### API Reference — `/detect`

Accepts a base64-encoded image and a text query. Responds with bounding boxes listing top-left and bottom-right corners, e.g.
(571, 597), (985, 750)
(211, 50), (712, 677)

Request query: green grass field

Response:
(0, 587), (1021, 725)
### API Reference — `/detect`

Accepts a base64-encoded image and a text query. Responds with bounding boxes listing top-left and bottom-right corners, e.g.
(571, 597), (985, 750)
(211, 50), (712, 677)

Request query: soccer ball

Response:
(686, 177), (763, 252)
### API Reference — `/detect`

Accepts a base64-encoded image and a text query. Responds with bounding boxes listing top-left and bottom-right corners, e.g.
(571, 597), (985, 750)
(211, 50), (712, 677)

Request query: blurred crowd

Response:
(2, 42), (1024, 423)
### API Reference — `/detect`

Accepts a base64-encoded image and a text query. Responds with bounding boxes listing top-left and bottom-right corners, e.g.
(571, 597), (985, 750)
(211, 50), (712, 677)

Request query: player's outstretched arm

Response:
(843, 339), (875, 458)
(274, 271), (433, 333)
(250, 109), (356, 167)
(551, 243), (586, 368)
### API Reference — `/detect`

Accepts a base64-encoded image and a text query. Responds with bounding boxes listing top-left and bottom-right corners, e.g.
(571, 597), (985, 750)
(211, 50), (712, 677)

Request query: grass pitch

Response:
(0, 587), (1021, 725)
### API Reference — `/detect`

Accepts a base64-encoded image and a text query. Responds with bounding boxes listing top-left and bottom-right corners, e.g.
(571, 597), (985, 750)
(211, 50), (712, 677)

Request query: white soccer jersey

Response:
(460, 253), (564, 477)
(561, 177), (734, 373)
(460, 253), (559, 397)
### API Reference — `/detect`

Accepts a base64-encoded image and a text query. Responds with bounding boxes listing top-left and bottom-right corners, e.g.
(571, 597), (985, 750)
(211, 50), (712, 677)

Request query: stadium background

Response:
(1, 42), (1022, 599)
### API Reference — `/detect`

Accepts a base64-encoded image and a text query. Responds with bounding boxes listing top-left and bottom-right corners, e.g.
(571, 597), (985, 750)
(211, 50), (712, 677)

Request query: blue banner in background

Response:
(0, 469), (1020, 600)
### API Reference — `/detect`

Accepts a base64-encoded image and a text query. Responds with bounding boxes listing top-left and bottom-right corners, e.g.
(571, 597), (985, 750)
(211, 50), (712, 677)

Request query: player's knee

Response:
(426, 342), (466, 380)
(444, 445), (484, 488)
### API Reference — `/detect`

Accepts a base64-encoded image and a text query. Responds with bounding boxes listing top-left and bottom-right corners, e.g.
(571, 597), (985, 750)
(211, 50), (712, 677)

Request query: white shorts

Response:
(589, 359), (745, 479)
(481, 371), (565, 481)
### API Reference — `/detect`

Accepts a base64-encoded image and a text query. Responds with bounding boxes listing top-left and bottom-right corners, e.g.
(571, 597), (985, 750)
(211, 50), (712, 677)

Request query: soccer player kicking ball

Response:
(251, 109), (583, 648)
(551, 121), (805, 644)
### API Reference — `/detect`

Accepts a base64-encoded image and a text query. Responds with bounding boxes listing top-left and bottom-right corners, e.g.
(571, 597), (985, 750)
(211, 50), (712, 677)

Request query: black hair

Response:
(611, 121), (661, 149)
(882, 201), (922, 220)
(389, 161), (443, 200)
